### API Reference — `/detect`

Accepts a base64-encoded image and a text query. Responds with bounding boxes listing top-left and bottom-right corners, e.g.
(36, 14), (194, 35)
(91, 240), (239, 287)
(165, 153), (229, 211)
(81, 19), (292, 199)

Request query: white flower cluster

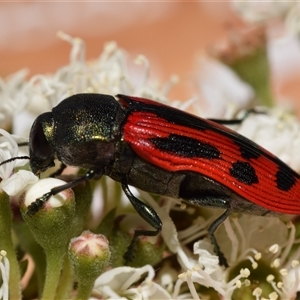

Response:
(233, 106), (300, 173)
(232, 1), (292, 24)
(231, 1), (300, 35)
(0, 31), (182, 197)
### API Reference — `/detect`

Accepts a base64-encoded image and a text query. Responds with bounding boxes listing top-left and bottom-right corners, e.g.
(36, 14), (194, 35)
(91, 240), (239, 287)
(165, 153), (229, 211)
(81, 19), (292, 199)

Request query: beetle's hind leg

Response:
(187, 196), (231, 267)
(121, 184), (162, 263)
(207, 208), (230, 268)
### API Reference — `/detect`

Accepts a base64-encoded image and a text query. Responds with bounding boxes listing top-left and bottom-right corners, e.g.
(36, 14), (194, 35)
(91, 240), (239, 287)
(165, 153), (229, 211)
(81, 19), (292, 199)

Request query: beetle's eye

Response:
(30, 121), (52, 160)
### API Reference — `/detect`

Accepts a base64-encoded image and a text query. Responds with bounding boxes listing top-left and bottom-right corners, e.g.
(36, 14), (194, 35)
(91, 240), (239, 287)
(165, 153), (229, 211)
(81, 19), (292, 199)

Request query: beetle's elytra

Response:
(7, 93), (300, 266)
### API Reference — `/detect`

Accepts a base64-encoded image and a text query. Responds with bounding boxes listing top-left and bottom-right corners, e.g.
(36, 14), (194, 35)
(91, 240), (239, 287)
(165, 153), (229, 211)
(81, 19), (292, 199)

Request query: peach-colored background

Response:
(0, 2), (299, 111)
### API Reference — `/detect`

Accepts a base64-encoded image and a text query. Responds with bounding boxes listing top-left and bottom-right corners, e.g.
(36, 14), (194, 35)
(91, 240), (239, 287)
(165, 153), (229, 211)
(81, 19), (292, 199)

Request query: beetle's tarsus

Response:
(27, 192), (52, 216)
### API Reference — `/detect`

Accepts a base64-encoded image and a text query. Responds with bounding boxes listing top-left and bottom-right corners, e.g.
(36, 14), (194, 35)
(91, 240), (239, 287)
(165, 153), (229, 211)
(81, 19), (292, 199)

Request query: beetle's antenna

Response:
(0, 156), (30, 167)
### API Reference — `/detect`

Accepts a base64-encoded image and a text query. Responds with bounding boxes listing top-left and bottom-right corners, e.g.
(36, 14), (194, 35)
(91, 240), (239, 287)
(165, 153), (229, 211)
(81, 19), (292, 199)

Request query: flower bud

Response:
(69, 231), (110, 298)
(19, 178), (76, 251)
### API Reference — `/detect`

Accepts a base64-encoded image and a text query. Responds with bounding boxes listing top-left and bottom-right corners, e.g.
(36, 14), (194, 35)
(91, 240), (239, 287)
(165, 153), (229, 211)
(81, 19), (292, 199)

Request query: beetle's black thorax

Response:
(50, 94), (125, 170)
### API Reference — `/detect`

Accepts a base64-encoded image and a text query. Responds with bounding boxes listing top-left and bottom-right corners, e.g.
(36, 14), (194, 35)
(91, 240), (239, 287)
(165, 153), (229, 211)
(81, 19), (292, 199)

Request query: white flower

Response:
(0, 129), (37, 196)
(0, 129), (18, 180)
(232, 107), (300, 172)
(93, 265), (172, 299)
(198, 57), (254, 118)
(0, 69), (29, 128)
(285, 4), (300, 36)
(194, 240), (219, 274)
(2, 32), (179, 138)
(2, 169), (37, 196)
(231, 1), (293, 24)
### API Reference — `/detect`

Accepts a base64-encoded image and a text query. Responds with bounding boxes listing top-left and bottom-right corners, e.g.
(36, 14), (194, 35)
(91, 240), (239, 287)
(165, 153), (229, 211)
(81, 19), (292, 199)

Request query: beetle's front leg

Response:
(27, 168), (103, 216)
(49, 163), (67, 177)
(121, 184), (162, 263)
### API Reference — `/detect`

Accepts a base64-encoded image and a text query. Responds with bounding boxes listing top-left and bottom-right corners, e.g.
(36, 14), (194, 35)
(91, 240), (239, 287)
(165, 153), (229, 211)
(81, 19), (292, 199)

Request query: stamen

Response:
(252, 287), (262, 300)
(223, 217), (239, 263)
(280, 221), (295, 263)
(232, 216), (247, 253)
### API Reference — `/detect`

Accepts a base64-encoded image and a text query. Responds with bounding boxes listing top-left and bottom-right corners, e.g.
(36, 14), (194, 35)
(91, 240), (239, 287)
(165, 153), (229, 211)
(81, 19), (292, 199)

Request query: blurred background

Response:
(1, 2), (300, 112)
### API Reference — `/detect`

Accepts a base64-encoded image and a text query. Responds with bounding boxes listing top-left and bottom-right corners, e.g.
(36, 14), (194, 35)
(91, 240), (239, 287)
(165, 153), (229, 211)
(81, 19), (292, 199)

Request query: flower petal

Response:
(1, 170), (38, 196)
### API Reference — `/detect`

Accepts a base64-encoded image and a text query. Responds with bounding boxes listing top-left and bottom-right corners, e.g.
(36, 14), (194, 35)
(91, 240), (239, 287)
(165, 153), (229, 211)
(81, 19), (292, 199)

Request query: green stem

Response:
(0, 191), (21, 300)
(55, 256), (74, 299)
(41, 250), (64, 300)
(75, 280), (94, 300)
(13, 221), (46, 296)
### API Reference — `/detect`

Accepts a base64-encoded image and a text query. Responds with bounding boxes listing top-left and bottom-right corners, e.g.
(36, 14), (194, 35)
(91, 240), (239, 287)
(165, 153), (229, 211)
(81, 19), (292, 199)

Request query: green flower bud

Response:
(19, 178), (77, 300)
(19, 178), (76, 251)
(69, 230), (111, 299)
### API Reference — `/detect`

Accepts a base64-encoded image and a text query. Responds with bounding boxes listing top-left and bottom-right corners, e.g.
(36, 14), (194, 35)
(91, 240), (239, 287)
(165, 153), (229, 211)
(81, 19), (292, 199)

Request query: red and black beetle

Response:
(4, 93), (300, 266)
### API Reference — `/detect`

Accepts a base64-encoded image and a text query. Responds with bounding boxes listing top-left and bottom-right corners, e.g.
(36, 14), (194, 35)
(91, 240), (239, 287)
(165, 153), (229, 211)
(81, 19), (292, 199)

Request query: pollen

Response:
(277, 281), (283, 289)
(235, 279), (242, 288)
(269, 244), (279, 254)
(279, 268), (288, 276)
(291, 260), (299, 268)
(252, 287), (262, 297)
(254, 252), (262, 260)
(272, 258), (281, 268)
(240, 268), (250, 278)
(269, 291), (279, 300)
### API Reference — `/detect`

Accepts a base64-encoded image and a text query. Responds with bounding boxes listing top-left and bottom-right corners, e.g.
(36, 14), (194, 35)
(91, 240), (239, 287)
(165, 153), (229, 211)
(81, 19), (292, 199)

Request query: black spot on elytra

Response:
(230, 161), (258, 185)
(275, 160), (298, 191)
(151, 134), (220, 159)
(233, 136), (262, 160)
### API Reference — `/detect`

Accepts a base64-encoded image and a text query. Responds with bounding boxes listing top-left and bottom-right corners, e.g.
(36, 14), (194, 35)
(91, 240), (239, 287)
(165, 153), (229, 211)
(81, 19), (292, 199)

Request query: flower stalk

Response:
(19, 178), (76, 300)
(0, 191), (21, 300)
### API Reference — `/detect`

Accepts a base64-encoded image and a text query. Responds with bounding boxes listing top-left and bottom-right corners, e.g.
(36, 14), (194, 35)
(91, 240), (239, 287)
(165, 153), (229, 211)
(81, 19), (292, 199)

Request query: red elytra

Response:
(119, 95), (300, 215)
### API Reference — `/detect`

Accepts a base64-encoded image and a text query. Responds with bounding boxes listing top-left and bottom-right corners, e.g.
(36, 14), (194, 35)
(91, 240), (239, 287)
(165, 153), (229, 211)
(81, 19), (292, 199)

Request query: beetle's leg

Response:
(209, 108), (264, 125)
(208, 208), (230, 268)
(27, 169), (102, 216)
(121, 184), (162, 262)
(187, 196), (230, 267)
(49, 163), (67, 177)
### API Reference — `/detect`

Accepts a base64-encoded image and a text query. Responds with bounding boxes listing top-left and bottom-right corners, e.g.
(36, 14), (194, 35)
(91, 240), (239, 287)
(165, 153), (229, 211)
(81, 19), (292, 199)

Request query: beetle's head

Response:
(29, 112), (55, 175)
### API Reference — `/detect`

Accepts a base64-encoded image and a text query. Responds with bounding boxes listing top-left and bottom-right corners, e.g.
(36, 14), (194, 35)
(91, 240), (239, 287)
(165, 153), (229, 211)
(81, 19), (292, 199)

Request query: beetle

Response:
(2, 93), (300, 267)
